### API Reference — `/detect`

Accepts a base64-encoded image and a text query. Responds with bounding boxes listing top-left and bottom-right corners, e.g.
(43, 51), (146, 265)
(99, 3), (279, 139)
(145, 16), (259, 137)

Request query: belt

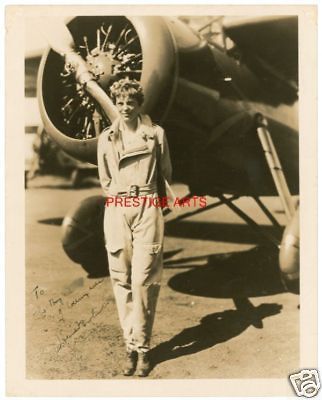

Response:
(109, 183), (158, 197)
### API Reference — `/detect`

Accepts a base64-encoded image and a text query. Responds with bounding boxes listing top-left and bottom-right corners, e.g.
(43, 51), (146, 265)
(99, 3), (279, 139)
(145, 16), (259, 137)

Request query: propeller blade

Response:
(37, 17), (75, 55)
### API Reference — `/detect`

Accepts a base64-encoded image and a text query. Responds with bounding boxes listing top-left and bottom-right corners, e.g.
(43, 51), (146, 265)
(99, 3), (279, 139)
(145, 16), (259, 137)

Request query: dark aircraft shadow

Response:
(35, 217), (284, 295)
(165, 220), (282, 245)
(150, 300), (282, 370)
(80, 249), (184, 279)
(38, 217), (64, 226)
(167, 245), (285, 298)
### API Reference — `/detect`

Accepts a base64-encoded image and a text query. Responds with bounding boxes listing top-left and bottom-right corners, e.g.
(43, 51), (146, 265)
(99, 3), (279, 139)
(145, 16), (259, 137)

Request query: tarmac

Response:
(25, 174), (299, 381)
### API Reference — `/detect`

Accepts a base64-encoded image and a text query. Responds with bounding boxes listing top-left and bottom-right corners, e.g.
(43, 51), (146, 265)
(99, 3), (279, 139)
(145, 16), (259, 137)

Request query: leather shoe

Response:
(137, 352), (151, 377)
(123, 350), (137, 376)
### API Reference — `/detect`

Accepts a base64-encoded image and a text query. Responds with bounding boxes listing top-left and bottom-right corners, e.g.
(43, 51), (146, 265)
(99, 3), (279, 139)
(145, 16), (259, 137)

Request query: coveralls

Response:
(97, 114), (172, 353)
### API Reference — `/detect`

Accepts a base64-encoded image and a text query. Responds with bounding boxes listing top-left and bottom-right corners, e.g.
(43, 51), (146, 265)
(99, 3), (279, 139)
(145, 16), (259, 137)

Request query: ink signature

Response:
(31, 278), (105, 310)
(56, 299), (110, 352)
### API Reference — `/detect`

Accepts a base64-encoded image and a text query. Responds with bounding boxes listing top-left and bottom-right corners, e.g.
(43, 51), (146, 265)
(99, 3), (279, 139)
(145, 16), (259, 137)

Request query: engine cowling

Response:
(37, 16), (178, 164)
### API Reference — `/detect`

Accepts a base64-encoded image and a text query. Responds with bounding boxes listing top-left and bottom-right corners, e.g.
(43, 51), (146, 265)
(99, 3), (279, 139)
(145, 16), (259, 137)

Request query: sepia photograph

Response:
(6, 4), (318, 398)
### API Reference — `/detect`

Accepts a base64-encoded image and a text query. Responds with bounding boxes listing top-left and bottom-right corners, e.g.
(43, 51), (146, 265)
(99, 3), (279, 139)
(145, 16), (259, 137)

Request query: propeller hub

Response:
(86, 51), (119, 89)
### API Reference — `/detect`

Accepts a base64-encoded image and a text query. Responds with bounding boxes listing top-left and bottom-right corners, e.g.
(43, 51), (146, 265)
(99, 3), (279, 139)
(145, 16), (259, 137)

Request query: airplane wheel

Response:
(62, 195), (109, 277)
(279, 207), (299, 294)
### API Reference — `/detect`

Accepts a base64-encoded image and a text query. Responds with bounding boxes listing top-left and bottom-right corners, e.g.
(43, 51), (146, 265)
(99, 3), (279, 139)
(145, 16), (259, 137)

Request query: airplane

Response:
(35, 15), (299, 292)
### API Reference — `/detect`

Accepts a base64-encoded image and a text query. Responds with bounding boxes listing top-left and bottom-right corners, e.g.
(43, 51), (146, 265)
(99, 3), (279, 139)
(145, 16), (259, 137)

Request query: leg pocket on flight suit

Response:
(107, 248), (122, 270)
(108, 246), (131, 274)
(103, 206), (125, 254)
(132, 242), (163, 285)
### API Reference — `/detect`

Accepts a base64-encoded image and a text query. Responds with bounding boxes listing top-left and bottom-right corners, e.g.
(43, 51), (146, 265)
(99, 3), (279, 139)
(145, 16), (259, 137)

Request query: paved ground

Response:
(25, 174), (299, 380)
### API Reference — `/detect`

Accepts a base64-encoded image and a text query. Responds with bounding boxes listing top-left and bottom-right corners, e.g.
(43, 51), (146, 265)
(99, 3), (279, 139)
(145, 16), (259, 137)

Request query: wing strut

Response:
(217, 195), (280, 247)
(165, 192), (281, 247)
(164, 194), (240, 221)
(255, 114), (296, 221)
(253, 196), (281, 229)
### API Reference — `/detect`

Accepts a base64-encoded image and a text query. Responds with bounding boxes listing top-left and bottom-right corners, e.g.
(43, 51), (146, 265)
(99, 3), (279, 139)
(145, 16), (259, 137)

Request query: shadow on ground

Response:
(167, 245), (285, 298)
(165, 220), (282, 245)
(150, 300), (282, 370)
(38, 217), (64, 226)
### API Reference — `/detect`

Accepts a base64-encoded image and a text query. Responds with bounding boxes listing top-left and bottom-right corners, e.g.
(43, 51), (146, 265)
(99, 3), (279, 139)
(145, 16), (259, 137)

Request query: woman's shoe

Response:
(123, 350), (137, 376)
(137, 352), (151, 377)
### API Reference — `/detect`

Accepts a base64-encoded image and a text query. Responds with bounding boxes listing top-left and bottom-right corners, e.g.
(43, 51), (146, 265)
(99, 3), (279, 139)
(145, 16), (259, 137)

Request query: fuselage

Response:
(159, 17), (298, 197)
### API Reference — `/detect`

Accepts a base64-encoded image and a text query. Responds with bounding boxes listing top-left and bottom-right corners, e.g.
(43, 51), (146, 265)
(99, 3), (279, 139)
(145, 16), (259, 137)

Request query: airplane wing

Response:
(223, 16), (298, 90)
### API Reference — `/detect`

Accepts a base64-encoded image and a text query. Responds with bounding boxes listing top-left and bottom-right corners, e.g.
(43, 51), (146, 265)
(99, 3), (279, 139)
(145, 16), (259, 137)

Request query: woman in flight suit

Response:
(44, 25), (172, 377)
(96, 78), (172, 376)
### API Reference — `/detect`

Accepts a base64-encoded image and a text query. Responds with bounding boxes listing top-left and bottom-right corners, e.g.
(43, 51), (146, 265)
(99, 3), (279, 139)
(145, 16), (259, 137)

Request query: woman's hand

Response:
(64, 51), (95, 86)
(64, 51), (119, 121)
(39, 18), (119, 122)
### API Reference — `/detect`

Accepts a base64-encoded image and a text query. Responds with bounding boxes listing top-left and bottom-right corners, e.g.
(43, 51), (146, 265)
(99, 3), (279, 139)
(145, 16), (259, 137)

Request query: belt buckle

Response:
(129, 184), (139, 197)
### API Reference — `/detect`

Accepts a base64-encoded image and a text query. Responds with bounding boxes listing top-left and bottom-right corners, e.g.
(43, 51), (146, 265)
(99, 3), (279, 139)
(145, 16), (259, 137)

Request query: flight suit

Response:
(97, 114), (172, 353)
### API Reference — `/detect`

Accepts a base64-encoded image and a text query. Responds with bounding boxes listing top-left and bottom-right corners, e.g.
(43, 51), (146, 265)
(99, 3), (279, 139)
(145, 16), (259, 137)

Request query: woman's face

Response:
(115, 95), (141, 123)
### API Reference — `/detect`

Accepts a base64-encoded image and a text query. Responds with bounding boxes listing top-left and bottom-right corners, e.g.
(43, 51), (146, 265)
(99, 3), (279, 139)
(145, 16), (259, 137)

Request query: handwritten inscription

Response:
(32, 285), (45, 299)
(56, 299), (109, 352)
(49, 297), (64, 307)
(89, 279), (104, 290)
(68, 293), (89, 308)
(30, 278), (108, 350)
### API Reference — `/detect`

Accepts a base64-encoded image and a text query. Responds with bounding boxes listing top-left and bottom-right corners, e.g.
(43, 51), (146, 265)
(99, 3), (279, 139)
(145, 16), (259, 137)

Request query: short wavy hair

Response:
(109, 78), (144, 106)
